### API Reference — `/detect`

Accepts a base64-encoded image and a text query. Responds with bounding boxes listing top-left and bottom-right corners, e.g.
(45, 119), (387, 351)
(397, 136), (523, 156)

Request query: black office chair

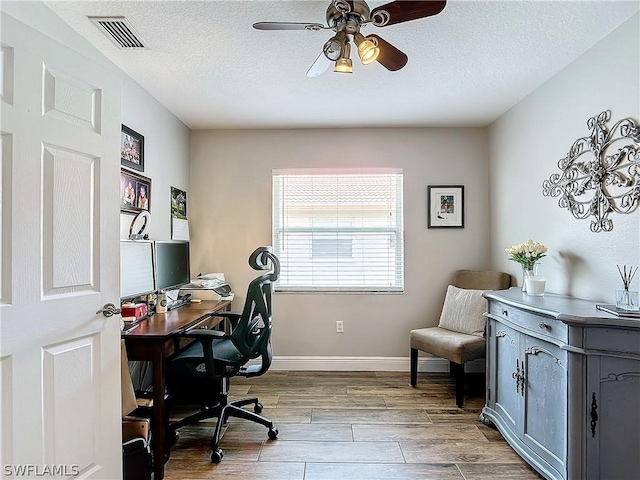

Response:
(165, 246), (279, 463)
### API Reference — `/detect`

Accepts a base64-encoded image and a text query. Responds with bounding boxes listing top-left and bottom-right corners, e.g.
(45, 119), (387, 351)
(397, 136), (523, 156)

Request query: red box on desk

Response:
(122, 303), (147, 320)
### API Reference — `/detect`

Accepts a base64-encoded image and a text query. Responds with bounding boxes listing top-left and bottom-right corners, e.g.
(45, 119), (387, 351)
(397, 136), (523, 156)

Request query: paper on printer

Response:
(190, 273), (232, 297)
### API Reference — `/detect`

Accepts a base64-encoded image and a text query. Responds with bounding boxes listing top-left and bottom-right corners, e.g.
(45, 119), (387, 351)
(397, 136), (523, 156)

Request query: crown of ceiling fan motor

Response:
(326, 0), (370, 28)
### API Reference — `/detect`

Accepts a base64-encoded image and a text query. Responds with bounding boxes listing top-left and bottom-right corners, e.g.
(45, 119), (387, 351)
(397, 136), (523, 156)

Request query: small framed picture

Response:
(121, 169), (151, 214)
(428, 185), (464, 228)
(121, 125), (144, 172)
(171, 187), (187, 219)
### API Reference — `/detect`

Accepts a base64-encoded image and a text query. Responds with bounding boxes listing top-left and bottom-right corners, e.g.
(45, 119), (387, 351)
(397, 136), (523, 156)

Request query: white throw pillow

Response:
(437, 285), (487, 337)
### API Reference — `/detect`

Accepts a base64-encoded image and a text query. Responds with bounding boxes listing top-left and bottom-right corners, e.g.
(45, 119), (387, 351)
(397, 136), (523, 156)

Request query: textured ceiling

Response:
(46, 1), (639, 130)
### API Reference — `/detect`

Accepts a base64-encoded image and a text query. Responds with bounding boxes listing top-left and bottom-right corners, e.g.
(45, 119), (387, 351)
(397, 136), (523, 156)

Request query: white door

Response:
(1, 12), (122, 479)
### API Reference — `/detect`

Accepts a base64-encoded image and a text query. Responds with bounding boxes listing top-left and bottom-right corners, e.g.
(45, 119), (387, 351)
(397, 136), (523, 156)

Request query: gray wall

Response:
(189, 128), (491, 358)
(118, 78), (191, 241)
(9, 1), (639, 364)
(0, 2), (192, 242)
(488, 13), (640, 302)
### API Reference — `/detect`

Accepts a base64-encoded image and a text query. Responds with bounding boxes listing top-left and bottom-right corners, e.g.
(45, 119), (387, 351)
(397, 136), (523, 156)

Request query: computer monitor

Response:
(120, 240), (156, 300)
(155, 241), (191, 292)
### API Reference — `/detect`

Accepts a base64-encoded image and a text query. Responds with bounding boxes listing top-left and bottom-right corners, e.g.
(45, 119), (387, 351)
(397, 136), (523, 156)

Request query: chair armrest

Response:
(182, 329), (226, 339)
(214, 312), (242, 329)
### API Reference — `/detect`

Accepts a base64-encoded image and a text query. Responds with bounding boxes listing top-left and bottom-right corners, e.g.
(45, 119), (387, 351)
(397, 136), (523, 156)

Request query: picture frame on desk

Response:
(121, 169), (151, 214)
(121, 125), (144, 172)
(428, 185), (464, 228)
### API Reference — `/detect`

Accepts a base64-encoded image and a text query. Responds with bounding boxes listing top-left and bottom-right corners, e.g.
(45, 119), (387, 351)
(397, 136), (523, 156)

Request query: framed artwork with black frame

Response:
(121, 169), (151, 214)
(428, 185), (464, 228)
(121, 125), (144, 172)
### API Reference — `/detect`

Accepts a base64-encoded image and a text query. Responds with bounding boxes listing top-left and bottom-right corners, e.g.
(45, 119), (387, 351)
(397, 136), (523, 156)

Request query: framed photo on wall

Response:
(428, 185), (464, 228)
(121, 125), (144, 172)
(171, 187), (187, 220)
(121, 169), (151, 214)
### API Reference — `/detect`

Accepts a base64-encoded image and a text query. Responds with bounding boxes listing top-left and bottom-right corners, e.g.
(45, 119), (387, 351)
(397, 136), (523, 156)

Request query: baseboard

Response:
(264, 356), (485, 373)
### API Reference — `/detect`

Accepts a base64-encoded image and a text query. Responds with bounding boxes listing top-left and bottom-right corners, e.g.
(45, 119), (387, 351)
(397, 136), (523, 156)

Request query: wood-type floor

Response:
(164, 371), (542, 480)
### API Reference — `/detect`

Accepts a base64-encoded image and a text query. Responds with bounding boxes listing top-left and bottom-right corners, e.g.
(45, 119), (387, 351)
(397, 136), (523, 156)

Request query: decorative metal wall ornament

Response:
(542, 111), (640, 232)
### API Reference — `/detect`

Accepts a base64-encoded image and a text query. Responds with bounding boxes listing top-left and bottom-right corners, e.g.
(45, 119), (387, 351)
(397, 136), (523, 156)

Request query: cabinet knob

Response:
(539, 322), (549, 330)
(502, 310), (508, 316)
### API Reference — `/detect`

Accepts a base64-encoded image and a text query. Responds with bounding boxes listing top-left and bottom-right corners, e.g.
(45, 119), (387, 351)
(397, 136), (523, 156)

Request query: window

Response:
(272, 169), (404, 292)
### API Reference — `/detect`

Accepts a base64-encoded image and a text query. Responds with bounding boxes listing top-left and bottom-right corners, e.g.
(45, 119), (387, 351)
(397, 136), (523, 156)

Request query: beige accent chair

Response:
(410, 270), (511, 407)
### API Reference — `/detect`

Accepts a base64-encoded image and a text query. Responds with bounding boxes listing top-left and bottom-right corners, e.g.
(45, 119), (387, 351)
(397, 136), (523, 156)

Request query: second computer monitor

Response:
(155, 241), (190, 292)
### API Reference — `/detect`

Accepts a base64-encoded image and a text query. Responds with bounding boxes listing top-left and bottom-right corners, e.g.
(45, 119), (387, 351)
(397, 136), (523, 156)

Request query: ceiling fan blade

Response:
(368, 35), (407, 71)
(371, 1), (446, 27)
(306, 52), (332, 77)
(253, 22), (325, 31)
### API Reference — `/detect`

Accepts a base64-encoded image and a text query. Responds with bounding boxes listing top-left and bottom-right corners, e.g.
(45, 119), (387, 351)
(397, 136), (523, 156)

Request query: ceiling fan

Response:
(253, 0), (447, 76)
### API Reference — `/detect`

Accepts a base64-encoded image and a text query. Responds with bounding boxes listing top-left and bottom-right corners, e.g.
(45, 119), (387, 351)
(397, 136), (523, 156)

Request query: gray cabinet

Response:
(483, 288), (640, 480)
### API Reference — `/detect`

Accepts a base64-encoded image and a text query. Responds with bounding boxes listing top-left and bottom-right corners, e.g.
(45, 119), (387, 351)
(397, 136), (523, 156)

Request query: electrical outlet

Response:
(336, 320), (344, 333)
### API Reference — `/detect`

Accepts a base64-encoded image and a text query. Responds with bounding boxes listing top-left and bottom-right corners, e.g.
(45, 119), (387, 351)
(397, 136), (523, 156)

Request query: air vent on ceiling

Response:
(89, 16), (149, 50)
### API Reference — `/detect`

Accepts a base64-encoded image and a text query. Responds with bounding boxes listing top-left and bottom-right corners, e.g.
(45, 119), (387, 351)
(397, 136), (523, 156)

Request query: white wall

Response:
(489, 14), (640, 302)
(190, 128), (491, 357)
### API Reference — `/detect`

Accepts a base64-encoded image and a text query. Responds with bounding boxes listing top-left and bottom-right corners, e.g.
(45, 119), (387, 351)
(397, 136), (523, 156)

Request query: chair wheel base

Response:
(167, 430), (179, 448)
(268, 427), (279, 440)
(210, 448), (224, 463)
(254, 402), (263, 414)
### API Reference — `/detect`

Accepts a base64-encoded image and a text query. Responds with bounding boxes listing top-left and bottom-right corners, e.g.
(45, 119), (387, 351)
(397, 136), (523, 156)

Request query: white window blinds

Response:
(272, 169), (404, 292)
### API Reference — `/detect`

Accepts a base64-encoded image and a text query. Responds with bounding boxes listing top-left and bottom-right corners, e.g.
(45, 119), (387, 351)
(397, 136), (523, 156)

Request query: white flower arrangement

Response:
(505, 239), (548, 270)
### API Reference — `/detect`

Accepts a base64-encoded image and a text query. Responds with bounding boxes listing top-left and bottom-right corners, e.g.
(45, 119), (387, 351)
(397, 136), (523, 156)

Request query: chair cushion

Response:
(437, 285), (487, 337)
(410, 327), (486, 364)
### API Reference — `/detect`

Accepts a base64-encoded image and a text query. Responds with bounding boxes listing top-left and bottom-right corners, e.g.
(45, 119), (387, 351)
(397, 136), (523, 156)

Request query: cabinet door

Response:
(491, 320), (522, 435)
(587, 356), (640, 480)
(522, 336), (567, 478)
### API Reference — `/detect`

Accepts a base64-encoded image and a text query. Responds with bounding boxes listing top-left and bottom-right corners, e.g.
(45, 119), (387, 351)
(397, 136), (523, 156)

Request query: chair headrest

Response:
(452, 270), (511, 290)
(248, 246), (280, 282)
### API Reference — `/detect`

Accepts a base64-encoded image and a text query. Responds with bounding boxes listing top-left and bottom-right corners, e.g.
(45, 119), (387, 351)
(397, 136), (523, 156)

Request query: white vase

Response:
(523, 264), (546, 296)
(521, 264), (539, 293)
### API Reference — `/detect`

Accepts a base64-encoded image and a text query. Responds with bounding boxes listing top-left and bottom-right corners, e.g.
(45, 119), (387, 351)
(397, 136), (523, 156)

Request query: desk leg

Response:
(152, 348), (166, 480)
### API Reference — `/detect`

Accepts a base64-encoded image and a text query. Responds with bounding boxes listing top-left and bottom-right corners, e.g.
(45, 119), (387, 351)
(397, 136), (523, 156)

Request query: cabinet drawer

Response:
(188, 315), (222, 331)
(489, 301), (568, 343)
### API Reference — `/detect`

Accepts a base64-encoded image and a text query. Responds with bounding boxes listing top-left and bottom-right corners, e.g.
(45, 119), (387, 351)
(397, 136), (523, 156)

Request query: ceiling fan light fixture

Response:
(334, 41), (353, 73)
(354, 32), (380, 65)
(323, 30), (347, 61)
(334, 57), (353, 73)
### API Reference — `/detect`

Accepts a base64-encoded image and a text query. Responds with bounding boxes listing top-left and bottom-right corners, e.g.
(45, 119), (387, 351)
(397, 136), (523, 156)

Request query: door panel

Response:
(0, 132), (12, 305)
(522, 337), (567, 474)
(42, 63), (102, 132)
(588, 356), (640, 479)
(1, 44), (15, 105)
(42, 335), (99, 469)
(0, 13), (121, 478)
(0, 354), (14, 466)
(42, 144), (98, 296)
(493, 321), (521, 433)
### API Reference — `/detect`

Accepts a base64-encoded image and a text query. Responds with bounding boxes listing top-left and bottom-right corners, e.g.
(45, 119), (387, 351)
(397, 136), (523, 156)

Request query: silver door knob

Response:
(96, 303), (122, 317)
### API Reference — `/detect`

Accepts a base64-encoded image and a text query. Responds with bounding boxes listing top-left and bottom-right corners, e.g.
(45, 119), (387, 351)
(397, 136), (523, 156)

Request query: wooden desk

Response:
(123, 300), (231, 480)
